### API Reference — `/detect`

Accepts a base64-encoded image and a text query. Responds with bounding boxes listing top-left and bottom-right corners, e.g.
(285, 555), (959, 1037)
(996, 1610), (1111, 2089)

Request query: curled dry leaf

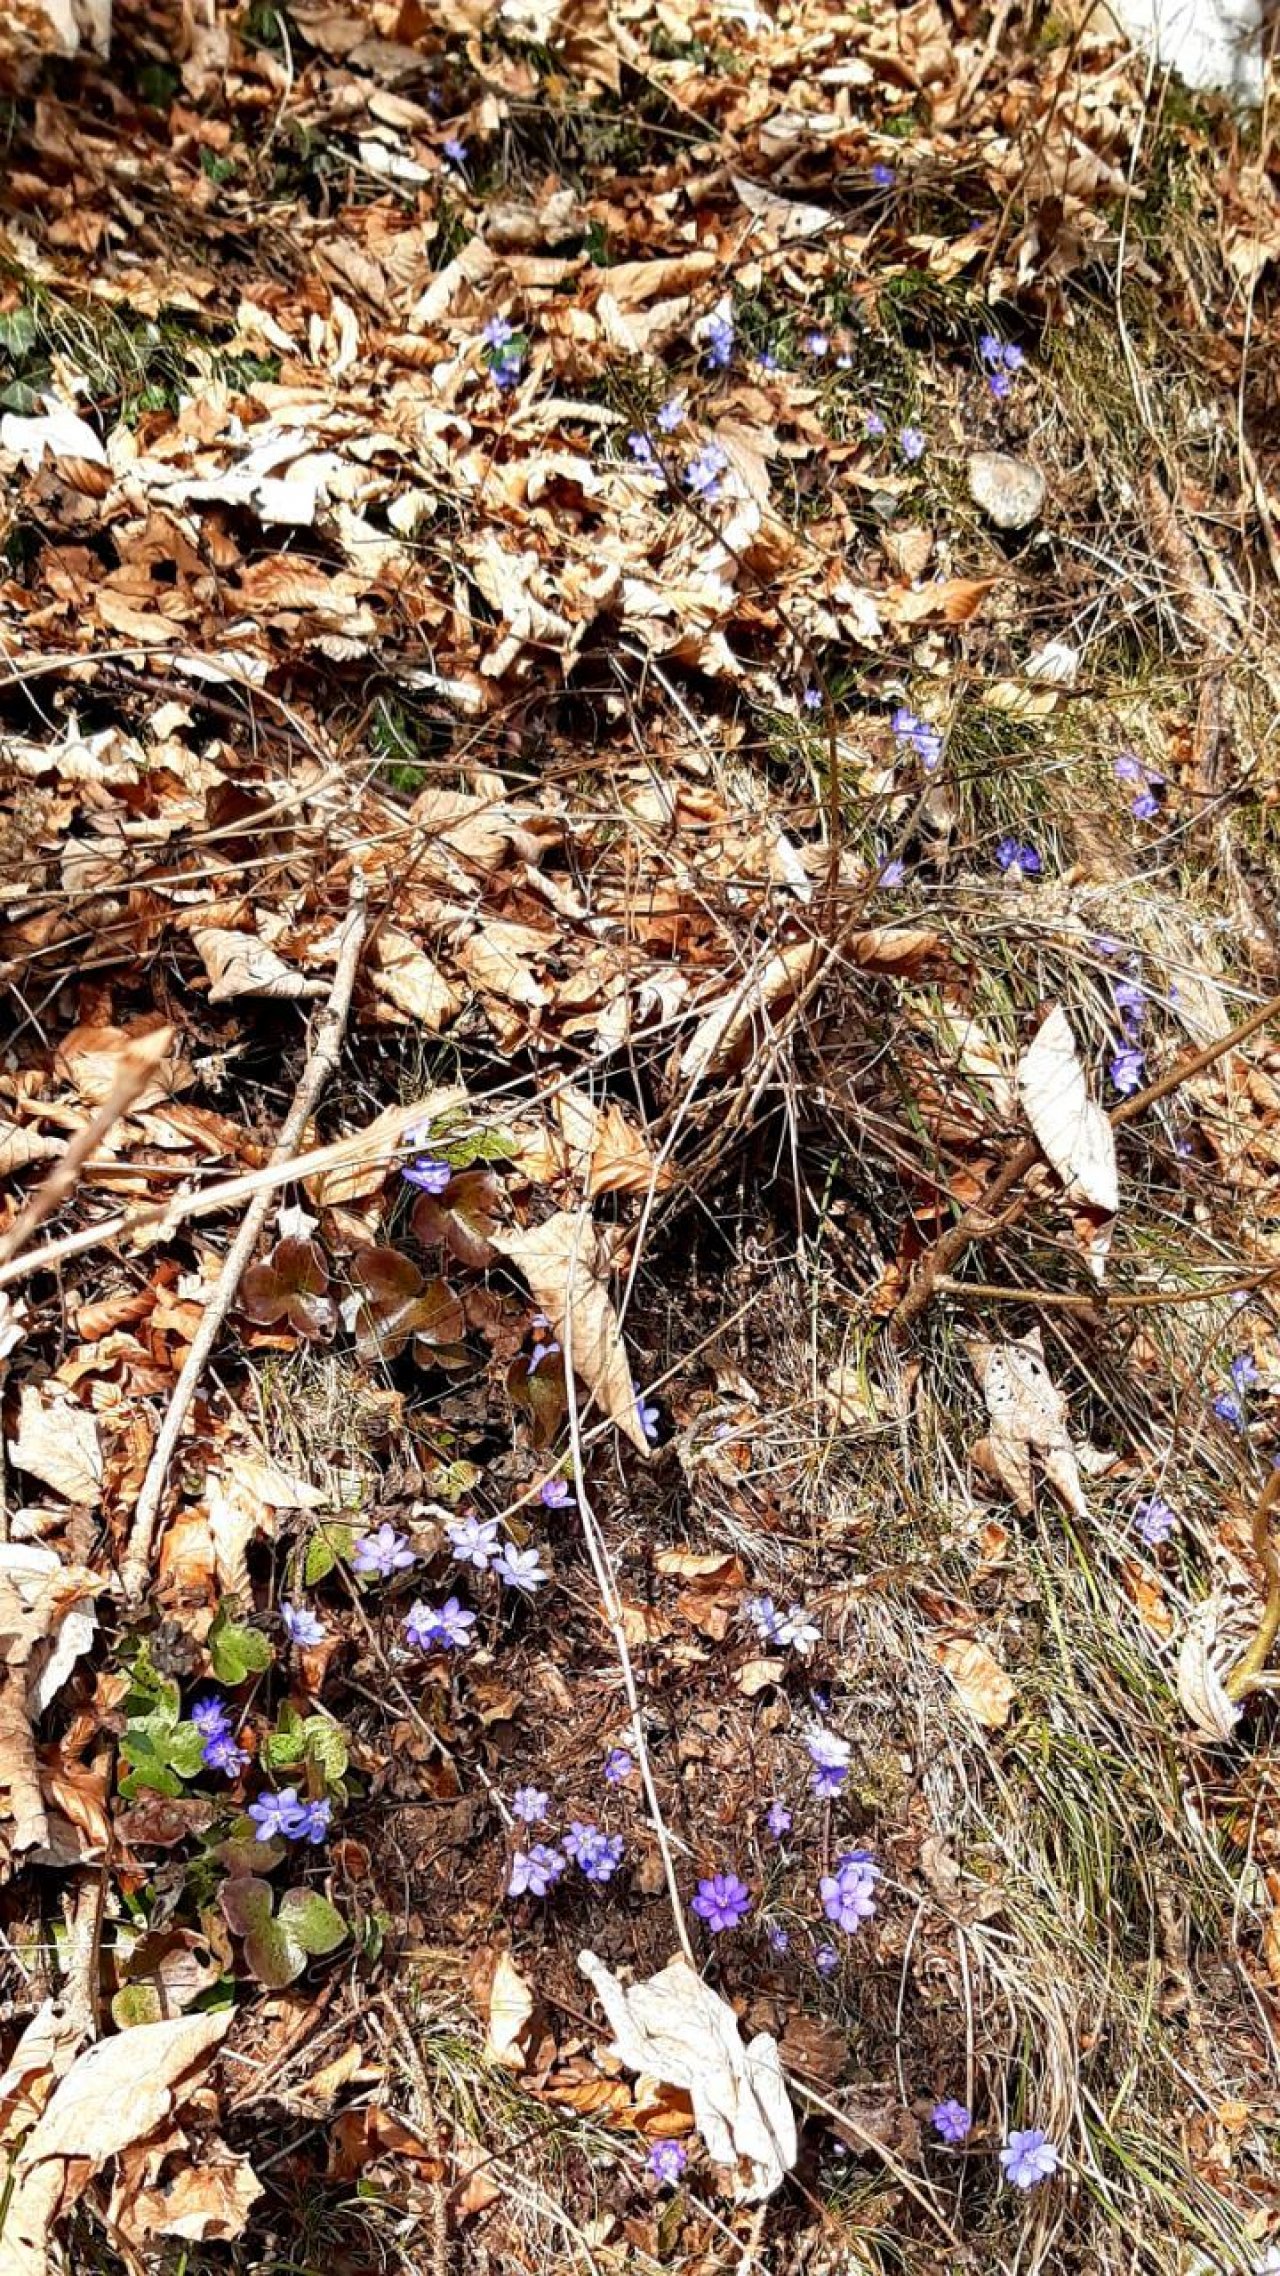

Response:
(937, 1635), (1015, 1728)
(486, 1950), (535, 2071)
(498, 1211), (649, 1452)
(3, 2010), (233, 2276)
(1176, 1596), (1243, 1740)
(579, 1950), (796, 2201)
(0, 1544), (100, 1858)
(8, 1384), (102, 1507)
(193, 928), (314, 1003)
(411, 1168), (502, 1268)
(369, 926), (459, 1030)
(349, 1248), (468, 1368)
(679, 940), (820, 1081)
(1016, 1004), (1119, 1217)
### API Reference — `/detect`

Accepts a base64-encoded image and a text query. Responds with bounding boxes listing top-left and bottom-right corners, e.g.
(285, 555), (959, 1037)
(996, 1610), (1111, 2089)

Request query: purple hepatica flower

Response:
(932, 2099), (972, 2143)
(203, 1729), (249, 1776)
(804, 330), (829, 357)
(1093, 933), (1122, 957)
(757, 347), (780, 371)
(248, 1787), (302, 1842)
(604, 1746), (633, 1785)
(819, 1849), (881, 1933)
(693, 1872), (752, 1931)
(988, 368), (1012, 402)
(628, 432), (661, 474)
(802, 685), (823, 710)
(353, 1524), (416, 1579)
(527, 1338), (561, 1375)
(1231, 1351), (1261, 1392)
(281, 1601), (326, 1648)
(403, 1155), (451, 1195)
(767, 1923), (790, 1953)
(899, 426), (926, 462)
(566, 1822), (625, 1883)
(745, 1593), (784, 1644)
(1135, 1495), (1176, 1546)
(777, 1604), (820, 1656)
(540, 1476), (574, 1509)
(191, 1695), (230, 1739)
(996, 836), (1042, 878)
(649, 2140), (687, 2185)
(704, 311), (735, 369)
(815, 1942), (840, 1976)
(864, 409), (886, 437)
(1214, 1390), (1244, 1428)
(806, 1727), (851, 1799)
(404, 1596), (476, 1651)
(442, 136), (467, 164)
(766, 1800), (793, 1838)
(512, 1784), (549, 1823)
(1132, 789), (1160, 821)
(495, 1544), (547, 1595)
(483, 315), (514, 351)
(446, 1513), (501, 1570)
(509, 1843), (565, 1897)
(1113, 978), (1146, 1027)
(292, 1797), (332, 1845)
(1003, 343), (1025, 371)
(1109, 1044), (1146, 1095)
(656, 394), (685, 433)
(1114, 751), (1144, 782)
(1000, 2128), (1061, 2189)
(637, 1394), (662, 1444)
(871, 162), (896, 187)
(979, 332), (1004, 366)
(877, 858), (907, 888)
(686, 442), (728, 502)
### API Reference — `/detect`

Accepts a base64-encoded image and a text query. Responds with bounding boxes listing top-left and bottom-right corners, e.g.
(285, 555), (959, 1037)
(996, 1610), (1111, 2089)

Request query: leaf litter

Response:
(1, 0), (1280, 2271)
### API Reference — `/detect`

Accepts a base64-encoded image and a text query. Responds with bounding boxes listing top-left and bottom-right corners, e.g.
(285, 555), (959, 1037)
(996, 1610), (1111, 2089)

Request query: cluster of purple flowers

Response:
(1108, 969), (1148, 1095)
(806, 1727), (852, 1800)
(403, 1156), (452, 1195)
(247, 1786), (331, 1844)
(191, 1695), (248, 1777)
(899, 425), (926, 462)
(566, 1820), (626, 1883)
(508, 1843), (564, 1897)
(1214, 1350), (1260, 1430)
(745, 1593), (821, 1657)
(996, 836), (1041, 879)
(482, 314), (526, 390)
(979, 332), (1025, 401)
(404, 1596), (476, 1652)
(686, 441), (729, 502)
(704, 310), (735, 369)
(648, 2139), (688, 2186)
(819, 1848), (880, 1933)
(1114, 749), (1164, 824)
(891, 704), (943, 771)
(929, 2104), (1060, 2188)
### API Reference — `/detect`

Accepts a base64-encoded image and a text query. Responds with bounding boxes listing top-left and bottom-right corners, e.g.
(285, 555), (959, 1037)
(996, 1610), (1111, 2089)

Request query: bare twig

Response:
(119, 877), (369, 1601)
(0, 1025), (175, 1272)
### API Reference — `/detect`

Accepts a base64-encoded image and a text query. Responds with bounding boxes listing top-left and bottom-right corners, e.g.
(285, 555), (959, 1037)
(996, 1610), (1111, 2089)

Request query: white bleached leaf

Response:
(1176, 1596), (1243, 1740)
(1016, 1003), (1119, 1214)
(579, 1950), (796, 2200)
(974, 1333), (1088, 1519)
(0, 399), (108, 472)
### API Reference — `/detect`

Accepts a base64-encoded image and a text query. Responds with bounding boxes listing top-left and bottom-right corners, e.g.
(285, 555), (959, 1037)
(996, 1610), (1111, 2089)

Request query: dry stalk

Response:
(119, 875), (369, 1600)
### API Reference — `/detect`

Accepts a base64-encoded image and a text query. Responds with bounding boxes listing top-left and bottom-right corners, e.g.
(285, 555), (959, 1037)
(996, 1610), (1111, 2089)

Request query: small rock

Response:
(968, 451), (1046, 532)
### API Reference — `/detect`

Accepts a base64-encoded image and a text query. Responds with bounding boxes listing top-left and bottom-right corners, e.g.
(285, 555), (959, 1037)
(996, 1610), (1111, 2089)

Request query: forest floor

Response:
(3, 2), (1280, 2273)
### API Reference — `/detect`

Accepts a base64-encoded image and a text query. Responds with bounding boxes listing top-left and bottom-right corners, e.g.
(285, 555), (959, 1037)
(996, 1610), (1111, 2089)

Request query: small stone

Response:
(968, 451), (1045, 532)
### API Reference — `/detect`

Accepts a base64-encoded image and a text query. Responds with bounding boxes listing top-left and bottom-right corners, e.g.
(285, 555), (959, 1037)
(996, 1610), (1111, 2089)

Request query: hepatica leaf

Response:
(208, 1604), (273, 1686)
(349, 1247), (467, 1367)
(242, 1238), (336, 1340)
(220, 1875), (347, 1988)
(411, 1168), (502, 1269)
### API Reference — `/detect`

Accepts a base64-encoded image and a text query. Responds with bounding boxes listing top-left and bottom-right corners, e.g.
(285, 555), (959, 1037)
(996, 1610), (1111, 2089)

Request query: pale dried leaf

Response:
(498, 1213), (648, 1452)
(194, 929), (313, 1004)
(1176, 1598), (1243, 1740)
(579, 1950), (796, 2201)
(486, 1952), (535, 2071)
(938, 1636), (1015, 1728)
(679, 941), (819, 1080)
(1017, 1004), (1119, 1214)
(8, 1385), (102, 1507)
(974, 1335), (1088, 1519)
(370, 928), (459, 1030)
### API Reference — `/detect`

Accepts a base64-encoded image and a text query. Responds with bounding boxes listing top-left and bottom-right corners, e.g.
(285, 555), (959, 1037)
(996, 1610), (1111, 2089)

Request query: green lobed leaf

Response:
(278, 1888), (347, 1957)
(208, 1606), (274, 1686)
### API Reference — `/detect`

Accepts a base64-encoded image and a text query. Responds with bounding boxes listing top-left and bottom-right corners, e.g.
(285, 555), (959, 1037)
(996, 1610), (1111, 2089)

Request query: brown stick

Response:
(0, 1026), (175, 1272)
(119, 877), (369, 1602)
(892, 985), (1280, 1334)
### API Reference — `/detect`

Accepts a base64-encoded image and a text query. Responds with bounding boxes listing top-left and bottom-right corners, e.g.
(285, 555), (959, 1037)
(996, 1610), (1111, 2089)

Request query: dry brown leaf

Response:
(4, 2012), (233, 2276)
(8, 1384), (102, 1507)
(486, 1951), (535, 2071)
(1176, 1597), (1242, 1740)
(849, 925), (940, 973)
(1017, 1004), (1119, 1218)
(679, 940), (820, 1081)
(884, 576), (996, 626)
(0, 1544), (101, 1857)
(194, 928), (314, 1004)
(973, 1333), (1088, 1519)
(369, 927), (459, 1031)
(54, 1019), (183, 1111)
(937, 1635), (1015, 1728)
(497, 1212), (649, 1452)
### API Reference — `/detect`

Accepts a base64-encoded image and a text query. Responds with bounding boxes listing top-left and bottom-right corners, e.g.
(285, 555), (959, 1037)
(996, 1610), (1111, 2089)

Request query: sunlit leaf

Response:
(411, 1169), (502, 1269)
(241, 1238), (336, 1340)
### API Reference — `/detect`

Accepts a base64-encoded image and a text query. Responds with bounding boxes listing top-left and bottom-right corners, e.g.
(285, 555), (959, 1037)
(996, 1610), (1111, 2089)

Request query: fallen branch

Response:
(119, 877), (369, 1601)
(892, 984), (1280, 1335)
(0, 1025), (175, 1273)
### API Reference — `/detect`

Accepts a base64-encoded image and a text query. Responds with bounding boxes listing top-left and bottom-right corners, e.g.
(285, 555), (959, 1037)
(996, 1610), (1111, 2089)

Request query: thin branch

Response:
(119, 876), (369, 1601)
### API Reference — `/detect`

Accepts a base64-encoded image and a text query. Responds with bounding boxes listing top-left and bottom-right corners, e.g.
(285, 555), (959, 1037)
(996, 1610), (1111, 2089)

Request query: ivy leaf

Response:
(507, 1345), (569, 1448)
(411, 1169), (502, 1269)
(220, 1875), (347, 1988)
(208, 1604), (273, 1686)
(349, 1248), (467, 1368)
(241, 1238), (336, 1341)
